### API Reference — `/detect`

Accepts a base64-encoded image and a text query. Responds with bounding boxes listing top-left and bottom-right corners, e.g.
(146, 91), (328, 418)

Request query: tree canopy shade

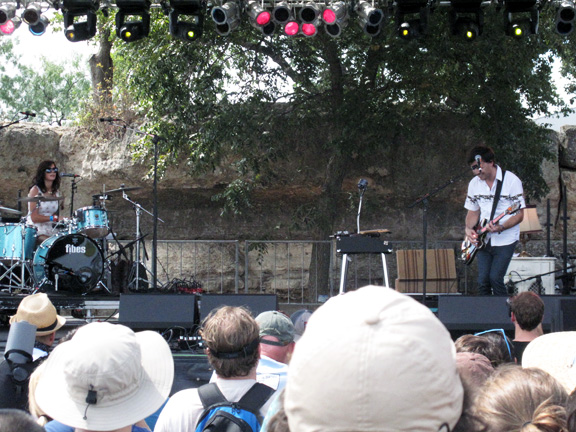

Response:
(0, 39), (91, 126)
(114, 6), (569, 208)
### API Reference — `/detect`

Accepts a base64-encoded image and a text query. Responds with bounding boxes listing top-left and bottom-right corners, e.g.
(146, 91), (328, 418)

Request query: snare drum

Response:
(0, 223), (37, 260)
(33, 233), (103, 292)
(75, 206), (109, 238)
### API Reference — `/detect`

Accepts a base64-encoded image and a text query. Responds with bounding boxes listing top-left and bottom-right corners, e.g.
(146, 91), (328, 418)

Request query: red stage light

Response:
(0, 19), (15, 34)
(284, 20), (299, 35)
(322, 9), (336, 24)
(302, 22), (317, 35)
(256, 10), (271, 25)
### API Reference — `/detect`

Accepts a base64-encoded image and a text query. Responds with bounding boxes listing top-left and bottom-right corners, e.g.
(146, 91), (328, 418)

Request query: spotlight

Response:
(283, 19), (299, 35)
(503, 0), (538, 36)
(556, 0), (575, 35)
(63, 0), (99, 42)
(211, 1), (240, 35)
(451, 15), (481, 39)
(115, 0), (151, 42)
(21, 2), (41, 24)
(169, 0), (203, 40)
(448, 0), (483, 40)
(356, 0), (384, 36)
(299, 2), (320, 23)
(272, 1), (290, 23)
(0, 15), (20, 34)
(28, 14), (48, 35)
(246, 0), (274, 34)
(0, 3), (16, 25)
(322, 1), (348, 36)
(301, 19), (318, 36)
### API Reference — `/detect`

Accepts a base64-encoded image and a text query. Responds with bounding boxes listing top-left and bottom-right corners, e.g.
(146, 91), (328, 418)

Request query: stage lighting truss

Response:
(555, 0), (575, 34)
(115, 0), (152, 42)
(62, 0), (99, 41)
(448, 0), (483, 40)
(169, 0), (204, 40)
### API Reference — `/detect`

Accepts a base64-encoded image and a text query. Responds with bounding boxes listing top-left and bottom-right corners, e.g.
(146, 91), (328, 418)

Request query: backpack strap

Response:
(198, 383), (228, 409)
(236, 383), (275, 420)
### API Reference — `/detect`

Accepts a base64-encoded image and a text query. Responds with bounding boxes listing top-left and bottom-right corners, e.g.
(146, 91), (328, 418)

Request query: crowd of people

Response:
(0, 287), (574, 431)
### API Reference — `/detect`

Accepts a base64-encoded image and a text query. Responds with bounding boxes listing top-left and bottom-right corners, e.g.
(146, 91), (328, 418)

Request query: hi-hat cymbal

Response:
(106, 186), (142, 194)
(0, 206), (22, 215)
(18, 196), (64, 203)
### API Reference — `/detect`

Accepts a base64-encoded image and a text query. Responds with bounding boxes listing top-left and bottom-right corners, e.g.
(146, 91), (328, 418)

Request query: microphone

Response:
(20, 111), (36, 117)
(358, 179), (368, 191)
(474, 155), (483, 172)
(99, 117), (122, 122)
(60, 173), (80, 178)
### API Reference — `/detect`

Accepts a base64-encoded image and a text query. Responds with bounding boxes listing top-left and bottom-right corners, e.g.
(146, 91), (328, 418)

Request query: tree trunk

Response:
(89, 28), (113, 107)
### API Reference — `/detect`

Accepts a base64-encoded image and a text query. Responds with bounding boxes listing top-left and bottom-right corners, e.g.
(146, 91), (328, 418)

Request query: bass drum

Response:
(33, 233), (104, 293)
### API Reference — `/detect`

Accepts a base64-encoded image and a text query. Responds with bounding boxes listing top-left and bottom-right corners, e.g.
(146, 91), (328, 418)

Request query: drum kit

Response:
(0, 185), (154, 295)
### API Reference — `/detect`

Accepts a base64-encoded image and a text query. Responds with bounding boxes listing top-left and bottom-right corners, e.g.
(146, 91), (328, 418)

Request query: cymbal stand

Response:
(122, 191), (158, 290)
(0, 219), (33, 293)
(68, 177), (79, 218)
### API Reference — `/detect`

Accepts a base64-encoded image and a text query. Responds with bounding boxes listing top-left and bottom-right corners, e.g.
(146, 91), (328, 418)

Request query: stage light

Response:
(115, 0), (151, 42)
(28, 14), (48, 34)
(21, 2), (41, 24)
(272, 1), (290, 23)
(246, 0), (274, 34)
(503, 0), (538, 36)
(356, 0), (384, 36)
(63, 0), (99, 41)
(448, 0), (483, 40)
(322, 2), (348, 36)
(0, 15), (20, 34)
(0, 3), (16, 25)
(283, 19), (299, 35)
(299, 2), (320, 23)
(169, 0), (203, 40)
(555, 0), (575, 34)
(452, 15), (481, 39)
(211, 1), (240, 35)
(301, 20), (318, 35)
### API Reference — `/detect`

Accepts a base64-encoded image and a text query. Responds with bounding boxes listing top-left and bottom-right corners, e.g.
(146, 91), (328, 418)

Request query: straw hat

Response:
(35, 322), (174, 431)
(10, 293), (66, 336)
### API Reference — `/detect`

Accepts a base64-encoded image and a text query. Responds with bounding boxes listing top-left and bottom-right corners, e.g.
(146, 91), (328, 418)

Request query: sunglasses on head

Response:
(474, 328), (513, 360)
(45, 168), (58, 173)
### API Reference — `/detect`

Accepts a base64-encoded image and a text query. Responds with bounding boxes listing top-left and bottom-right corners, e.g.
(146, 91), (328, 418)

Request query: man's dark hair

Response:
(510, 292), (545, 331)
(0, 408), (44, 432)
(467, 146), (495, 165)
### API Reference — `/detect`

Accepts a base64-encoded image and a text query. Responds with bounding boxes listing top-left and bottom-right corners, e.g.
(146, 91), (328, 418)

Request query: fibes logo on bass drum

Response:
(65, 244), (86, 254)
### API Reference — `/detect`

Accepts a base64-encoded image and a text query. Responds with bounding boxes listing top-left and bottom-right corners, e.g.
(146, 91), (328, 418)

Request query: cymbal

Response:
(18, 196), (64, 203)
(106, 186), (142, 194)
(0, 206), (22, 215)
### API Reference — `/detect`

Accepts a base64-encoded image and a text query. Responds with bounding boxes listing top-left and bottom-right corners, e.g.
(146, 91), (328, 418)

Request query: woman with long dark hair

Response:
(26, 160), (63, 244)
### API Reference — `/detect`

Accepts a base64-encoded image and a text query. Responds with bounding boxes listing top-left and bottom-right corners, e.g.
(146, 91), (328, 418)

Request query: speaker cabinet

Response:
(199, 294), (278, 320)
(119, 294), (198, 329)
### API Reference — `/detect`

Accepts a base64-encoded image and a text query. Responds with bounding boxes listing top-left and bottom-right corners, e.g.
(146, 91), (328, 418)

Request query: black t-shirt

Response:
(513, 340), (530, 364)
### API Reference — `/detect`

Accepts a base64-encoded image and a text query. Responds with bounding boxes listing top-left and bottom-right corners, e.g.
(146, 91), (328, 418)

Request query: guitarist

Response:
(464, 146), (525, 296)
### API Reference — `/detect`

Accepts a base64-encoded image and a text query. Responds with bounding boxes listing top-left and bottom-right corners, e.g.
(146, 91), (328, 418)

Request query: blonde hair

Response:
(201, 306), (260, 378)
(471, 364), (568, 432)
(27, 362), (49, 426)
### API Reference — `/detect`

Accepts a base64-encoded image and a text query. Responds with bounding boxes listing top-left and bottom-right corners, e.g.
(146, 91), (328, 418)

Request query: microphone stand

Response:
(102, 120), (163, 290)
(408, 167), (470, 306)
(68, 177), (79, 218)
(0, 112), (34, 130)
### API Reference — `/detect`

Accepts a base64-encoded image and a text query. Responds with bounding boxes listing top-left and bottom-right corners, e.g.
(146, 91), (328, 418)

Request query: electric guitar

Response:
(460, 203), (521, 266)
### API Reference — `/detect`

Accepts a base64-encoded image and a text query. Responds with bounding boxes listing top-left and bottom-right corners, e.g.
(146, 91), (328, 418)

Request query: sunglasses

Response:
(470, 164), (480, 171)
(45, 168), (59, 173)
(474, 328), (513, 360)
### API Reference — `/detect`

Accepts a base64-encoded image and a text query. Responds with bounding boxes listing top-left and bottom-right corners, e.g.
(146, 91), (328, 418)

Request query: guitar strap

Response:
(490, 170), (506, 221)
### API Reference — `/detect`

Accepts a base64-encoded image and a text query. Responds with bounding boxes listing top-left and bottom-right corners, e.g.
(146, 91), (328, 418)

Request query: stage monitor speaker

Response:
(199, 294), (278, 320)
(119, 294), (198, 329)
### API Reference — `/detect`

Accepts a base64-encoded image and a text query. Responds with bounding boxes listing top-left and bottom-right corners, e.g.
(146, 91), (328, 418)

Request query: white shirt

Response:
(154, 378), (274, 432)
(464, 165), (525, 247)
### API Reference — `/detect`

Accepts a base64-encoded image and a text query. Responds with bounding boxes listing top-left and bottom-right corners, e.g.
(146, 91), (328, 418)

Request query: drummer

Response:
(26, 161), (63, 244)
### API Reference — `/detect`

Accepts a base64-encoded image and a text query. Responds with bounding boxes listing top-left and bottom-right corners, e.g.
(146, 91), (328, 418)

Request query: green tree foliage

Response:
(0, 39), (91, 126)
(112, 6), (572, 236)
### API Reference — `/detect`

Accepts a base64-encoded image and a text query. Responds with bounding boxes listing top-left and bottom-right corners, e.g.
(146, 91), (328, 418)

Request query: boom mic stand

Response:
(100, 119), (163, 290)
(408, 167), (469, 306)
